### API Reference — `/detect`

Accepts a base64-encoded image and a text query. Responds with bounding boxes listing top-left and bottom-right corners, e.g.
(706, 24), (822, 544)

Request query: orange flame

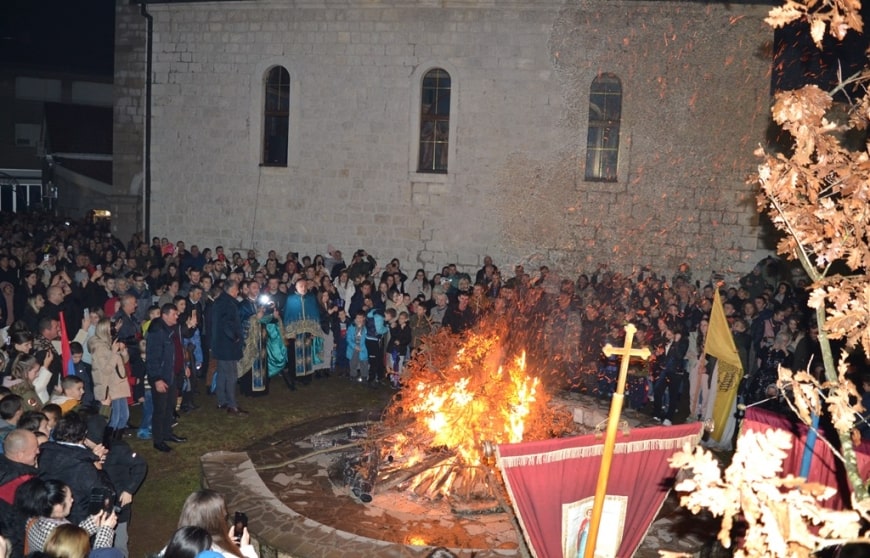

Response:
(401, 332), (540, 466)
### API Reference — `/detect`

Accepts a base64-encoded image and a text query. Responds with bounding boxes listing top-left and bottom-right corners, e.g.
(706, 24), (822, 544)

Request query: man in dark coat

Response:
(442, 290), (476, 334)
(210, 280), (247, 416)
(102, 435), (147, 557)
(37, 413), (115, 525)
(145, 303), (188, 452)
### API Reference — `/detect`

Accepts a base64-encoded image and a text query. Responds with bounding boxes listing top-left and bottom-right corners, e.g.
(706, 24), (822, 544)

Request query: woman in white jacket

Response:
(408, 269), (432, 301)
(334, 269), (356, 313)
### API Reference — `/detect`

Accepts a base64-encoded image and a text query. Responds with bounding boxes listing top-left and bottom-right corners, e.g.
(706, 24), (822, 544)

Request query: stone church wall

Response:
(114, 0), (773, 278)
(113, 0), (148, 241)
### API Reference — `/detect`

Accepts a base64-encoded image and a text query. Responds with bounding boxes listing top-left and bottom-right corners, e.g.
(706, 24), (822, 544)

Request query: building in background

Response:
(113, 0), (778, 276)
(0, 0), (137, 235)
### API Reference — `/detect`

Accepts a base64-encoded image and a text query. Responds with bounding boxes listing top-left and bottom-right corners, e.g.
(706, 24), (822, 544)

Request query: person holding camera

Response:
(24, 478), (116, 554)
(113, 294), (144, 383)
(177, 490), (257, 558)
(101, 423), (147, 558)
(89, 319), (131, 440)
(237, 280), (283, 397)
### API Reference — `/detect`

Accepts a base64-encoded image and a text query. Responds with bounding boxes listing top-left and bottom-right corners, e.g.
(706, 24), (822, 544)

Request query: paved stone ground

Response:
(202, 390), (726, 557)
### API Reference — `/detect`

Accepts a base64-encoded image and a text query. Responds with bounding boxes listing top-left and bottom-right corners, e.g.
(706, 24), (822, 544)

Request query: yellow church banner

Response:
(706, 290), (744, 442)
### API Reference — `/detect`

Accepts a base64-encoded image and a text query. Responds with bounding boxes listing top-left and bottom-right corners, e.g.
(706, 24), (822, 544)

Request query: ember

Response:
(363, 327), (571, 501)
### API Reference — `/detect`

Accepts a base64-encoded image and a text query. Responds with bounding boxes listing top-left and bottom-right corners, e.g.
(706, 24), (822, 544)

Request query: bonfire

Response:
(361, 325), (573, 504)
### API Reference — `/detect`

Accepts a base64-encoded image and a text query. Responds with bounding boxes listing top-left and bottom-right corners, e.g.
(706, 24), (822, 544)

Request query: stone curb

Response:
(201, 451), (518, 558)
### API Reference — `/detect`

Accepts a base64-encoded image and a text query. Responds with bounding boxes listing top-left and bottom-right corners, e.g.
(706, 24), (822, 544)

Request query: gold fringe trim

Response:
(284, 319), (322, 339)
(496, 433), (700, 469)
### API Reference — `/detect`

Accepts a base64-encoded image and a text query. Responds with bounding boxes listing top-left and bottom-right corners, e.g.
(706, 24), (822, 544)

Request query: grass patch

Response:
(126, 376), (391, 556)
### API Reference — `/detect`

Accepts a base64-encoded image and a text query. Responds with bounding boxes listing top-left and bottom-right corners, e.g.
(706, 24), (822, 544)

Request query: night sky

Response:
(773, 4), (870, 98)
(0, 1), (867, 94)
(0, 0), (115, 76)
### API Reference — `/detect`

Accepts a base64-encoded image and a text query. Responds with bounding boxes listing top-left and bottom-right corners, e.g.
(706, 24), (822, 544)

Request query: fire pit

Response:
(202, 406), (714, 557)
(350, 329), (570, 507)
(249, 329), (569, 554)
(199, 327), (718, 557)
(260, 414), (521, 552)
(200, 410), (521, 557)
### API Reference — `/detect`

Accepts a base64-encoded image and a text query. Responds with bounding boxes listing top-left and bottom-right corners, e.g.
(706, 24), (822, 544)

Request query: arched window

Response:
(263, 66), (290, 166)
(418, 68), (451, 173)
(585, 74), (621, 182)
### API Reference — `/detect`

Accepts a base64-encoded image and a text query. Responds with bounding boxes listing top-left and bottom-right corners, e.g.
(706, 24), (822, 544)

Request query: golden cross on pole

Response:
(584, 323), (651, 558)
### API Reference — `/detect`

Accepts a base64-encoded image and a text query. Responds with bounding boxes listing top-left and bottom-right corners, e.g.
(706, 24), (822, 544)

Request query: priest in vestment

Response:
(283, 278), (322, 382)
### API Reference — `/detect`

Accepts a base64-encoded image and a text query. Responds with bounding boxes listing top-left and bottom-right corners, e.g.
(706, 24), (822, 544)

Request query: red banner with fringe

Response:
(497, 423), (702, 558)
(743, 407), (870, 510)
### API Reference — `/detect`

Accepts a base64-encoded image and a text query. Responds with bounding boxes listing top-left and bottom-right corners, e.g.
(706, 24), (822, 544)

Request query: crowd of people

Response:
(0, 211), (859, 558)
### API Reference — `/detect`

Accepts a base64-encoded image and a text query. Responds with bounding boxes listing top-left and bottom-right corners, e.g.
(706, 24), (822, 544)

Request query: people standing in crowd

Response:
(145, 304), (189, 452)
(33, 317), (62, 394)
(428, 293), (449, 331)
(24, 478), (116, 554)
(0, 213), (838, 556)
(387, 311), (411, 389)
(409, 301), (432, 354)
(237, 281), (268, 397)
(88, 318), (132, 440)
(443, 290), (476, 334)
(0, 429), (39, 504)
(111, 292), (147, 392)
(37, 413), (114, 525)
(210, 281), (247, 417)
(21, 294), (45, 335)
(345, 312), (369, 383)
(14, 270), (44, 324)
(181, 285), (206, 411)
(101, 426), (148, 558)
(283, 279), (322, 385)
(317, 290), (339, 378)
(652, 321), (689, 426)
(361, 298), (388, 387)
(4, 355), (47, 412)
(3, 331), (34, 380)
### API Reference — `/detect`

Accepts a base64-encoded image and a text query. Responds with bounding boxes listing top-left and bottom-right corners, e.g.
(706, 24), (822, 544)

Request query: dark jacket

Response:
(658, 336), (690, 377)
(0, 455), (37, 504)
(346, 255), (376, 282)
(443, 303), (476, 334)
(102, 440), (147, 523)
(37, 441), (115, 525)
(389, 323), (412, 353)
(0, 498), (27, 558)
(145, 317), (180, 386)
(210, 291), (243, 360)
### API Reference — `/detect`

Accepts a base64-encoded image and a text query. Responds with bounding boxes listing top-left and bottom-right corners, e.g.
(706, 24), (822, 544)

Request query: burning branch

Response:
(369, 327), (570, 500)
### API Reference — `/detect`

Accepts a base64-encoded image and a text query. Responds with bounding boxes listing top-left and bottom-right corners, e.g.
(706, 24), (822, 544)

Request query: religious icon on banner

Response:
(562, 495), (627, 558)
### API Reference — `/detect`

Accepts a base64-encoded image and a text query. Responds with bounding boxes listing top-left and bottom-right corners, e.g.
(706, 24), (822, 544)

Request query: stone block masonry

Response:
(114, 0), (772, 276)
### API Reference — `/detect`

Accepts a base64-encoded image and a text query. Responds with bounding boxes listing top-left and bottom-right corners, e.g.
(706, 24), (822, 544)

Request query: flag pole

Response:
(584, 323), (650, 558)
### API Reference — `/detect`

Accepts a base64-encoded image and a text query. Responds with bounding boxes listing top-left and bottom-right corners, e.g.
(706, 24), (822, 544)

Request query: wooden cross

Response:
(584, 323), (651, 558)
